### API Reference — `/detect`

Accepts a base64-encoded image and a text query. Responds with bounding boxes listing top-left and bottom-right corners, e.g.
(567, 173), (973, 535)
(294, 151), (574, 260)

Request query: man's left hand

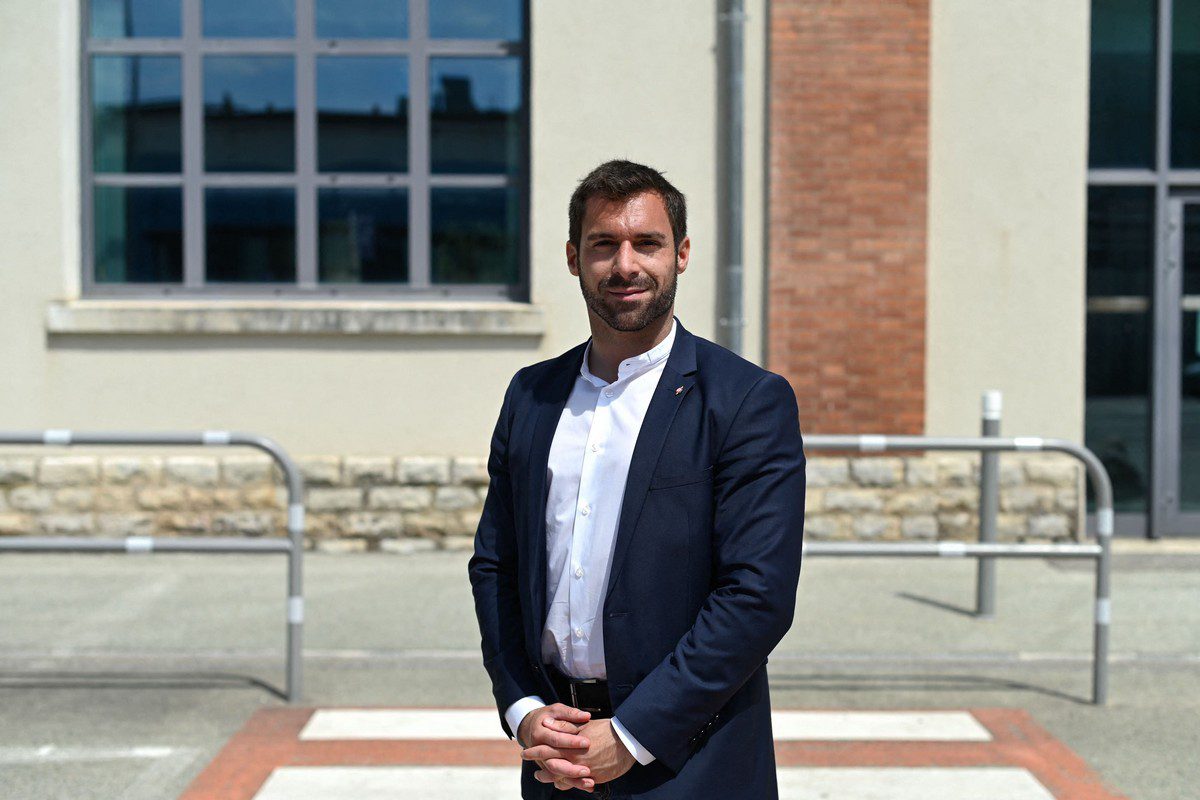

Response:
(522, 718), (636, 786)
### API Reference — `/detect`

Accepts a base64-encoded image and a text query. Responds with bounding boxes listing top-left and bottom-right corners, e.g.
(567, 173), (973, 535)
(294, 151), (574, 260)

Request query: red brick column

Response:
(768, 0), (929, 435)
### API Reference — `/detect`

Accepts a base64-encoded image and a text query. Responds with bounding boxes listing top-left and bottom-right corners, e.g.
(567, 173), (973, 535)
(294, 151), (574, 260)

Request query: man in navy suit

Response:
(469, 160), (806, 798)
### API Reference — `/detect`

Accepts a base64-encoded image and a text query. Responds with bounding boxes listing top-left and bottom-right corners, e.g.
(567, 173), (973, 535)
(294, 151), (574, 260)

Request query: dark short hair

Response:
(568, 159), (687, 251)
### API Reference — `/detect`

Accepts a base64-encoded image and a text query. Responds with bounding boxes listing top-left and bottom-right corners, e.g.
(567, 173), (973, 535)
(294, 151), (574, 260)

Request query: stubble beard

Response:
(579, 256), (679, 333)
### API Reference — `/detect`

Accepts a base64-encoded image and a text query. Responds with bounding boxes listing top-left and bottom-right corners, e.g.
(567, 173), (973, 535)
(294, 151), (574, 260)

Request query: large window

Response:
(83, 0), (527, 298)
(1086, 0), (1200, 535)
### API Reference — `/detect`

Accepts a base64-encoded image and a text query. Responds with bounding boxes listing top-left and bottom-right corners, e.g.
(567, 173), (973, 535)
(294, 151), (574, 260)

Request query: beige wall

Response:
(925, 0), (1091, 441)
(0, 0), (767, 457)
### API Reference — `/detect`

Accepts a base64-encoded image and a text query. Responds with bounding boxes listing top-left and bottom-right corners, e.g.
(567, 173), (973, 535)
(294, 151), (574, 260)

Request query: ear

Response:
(675, 235), (691, 274)
(566, 241), (580, 276)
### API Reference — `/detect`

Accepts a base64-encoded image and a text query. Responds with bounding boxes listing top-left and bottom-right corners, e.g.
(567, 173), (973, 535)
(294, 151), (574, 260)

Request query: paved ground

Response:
(0, 542), (1196, 798)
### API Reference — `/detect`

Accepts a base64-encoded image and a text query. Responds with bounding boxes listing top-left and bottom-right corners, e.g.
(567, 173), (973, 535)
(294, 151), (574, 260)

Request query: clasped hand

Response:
(517, 703), (636, 793)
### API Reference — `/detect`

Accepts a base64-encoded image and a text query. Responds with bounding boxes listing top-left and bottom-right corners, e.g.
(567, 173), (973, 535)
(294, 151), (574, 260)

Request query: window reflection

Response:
(1173, 0), (1200, 168)
(1089, 0), (1156, 168)
(204, 56), (295, 172)
(203, 0), (294, 38)
(206, 188), (296, 282)
(90, 0), (180, 37)
(1086, 186), (1154, 297)
(430, 0), (521, 39)
(431, 187), (518, 283)
(94, 186), (183, 283)
(430, 57), (522, 175)
(319, 189), (409, 282)
(93, 55), (181, 173)
(317, 57), (408, 172)
(317, 0), (407, 38)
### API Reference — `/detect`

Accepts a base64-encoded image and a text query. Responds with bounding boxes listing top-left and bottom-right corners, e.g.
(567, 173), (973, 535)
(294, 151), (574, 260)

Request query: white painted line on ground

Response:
(776, 767), (1056, 799)
(770, 711), (991, 741)
(299, 710), (991, 742)
(252, 766), (1053, 800)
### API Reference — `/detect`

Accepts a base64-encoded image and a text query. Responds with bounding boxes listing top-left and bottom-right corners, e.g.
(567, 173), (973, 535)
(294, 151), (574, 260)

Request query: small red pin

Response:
(675, 386), (683, 395)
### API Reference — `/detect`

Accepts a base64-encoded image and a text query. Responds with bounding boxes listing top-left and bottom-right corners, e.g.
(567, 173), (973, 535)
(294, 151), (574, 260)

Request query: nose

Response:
(612, 241), (640, 282)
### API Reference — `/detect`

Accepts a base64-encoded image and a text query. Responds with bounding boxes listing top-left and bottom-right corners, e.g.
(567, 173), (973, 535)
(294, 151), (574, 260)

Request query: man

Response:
(468, 159), (806, 799)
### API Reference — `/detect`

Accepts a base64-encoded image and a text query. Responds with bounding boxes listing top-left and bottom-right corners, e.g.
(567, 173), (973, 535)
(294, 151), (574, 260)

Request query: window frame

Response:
(79, 0), (530, 300)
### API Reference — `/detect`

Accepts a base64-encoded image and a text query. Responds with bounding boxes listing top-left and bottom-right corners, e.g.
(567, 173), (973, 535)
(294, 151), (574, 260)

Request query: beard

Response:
(578, 256), (678, 333)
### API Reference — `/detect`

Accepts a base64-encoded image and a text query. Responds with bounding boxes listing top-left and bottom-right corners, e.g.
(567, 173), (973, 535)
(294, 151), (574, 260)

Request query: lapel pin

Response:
(675, 386), (684, 395)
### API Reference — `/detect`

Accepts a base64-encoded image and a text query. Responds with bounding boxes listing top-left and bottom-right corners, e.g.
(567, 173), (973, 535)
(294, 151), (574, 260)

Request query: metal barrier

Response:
(802, 433), (1114, 706)
(0, 430), (306, 702)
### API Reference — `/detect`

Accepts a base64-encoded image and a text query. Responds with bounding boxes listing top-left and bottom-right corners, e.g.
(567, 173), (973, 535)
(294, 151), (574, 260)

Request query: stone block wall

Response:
(0, 452), (1084, 551)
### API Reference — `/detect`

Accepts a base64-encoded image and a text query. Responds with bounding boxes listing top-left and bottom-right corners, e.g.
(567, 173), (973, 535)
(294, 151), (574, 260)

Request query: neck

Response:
(586, 310), (674, 384)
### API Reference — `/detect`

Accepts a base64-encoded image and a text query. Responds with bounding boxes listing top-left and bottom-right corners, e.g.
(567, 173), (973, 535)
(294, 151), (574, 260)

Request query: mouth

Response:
(607, 287), (648, 301)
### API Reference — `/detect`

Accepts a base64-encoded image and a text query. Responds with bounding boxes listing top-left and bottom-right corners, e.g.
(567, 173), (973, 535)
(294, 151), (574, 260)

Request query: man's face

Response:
(567, 190), (690, 332)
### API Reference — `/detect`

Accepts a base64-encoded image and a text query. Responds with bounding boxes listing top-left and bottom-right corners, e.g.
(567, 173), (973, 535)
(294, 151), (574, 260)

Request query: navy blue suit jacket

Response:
(468, 316), (806, 799)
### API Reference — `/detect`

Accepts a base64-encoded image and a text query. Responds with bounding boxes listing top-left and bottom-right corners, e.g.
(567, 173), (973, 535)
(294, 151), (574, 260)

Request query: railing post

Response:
(976, 391), (1002, 618)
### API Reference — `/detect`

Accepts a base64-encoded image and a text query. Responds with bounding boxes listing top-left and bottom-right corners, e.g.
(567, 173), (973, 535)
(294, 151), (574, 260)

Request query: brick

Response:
(368, 486), (432, 511)
(0, 457), (36, 485)
(101, 456), (162, 484)
(306, 488), (363, 512)
(400, 456), (451, 485)
(452, 457), (489, 485)
(345, 456), (395, 485)
(164, 457), (219, 487)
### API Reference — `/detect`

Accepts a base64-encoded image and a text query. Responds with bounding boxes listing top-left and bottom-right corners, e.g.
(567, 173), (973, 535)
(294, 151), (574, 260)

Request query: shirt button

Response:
(591, 442), (600, 452)
(580, 504), (590, 516)
(574, 565), (584, 578)
(575, 627), (584, 638)
(604, 389), (614, 397)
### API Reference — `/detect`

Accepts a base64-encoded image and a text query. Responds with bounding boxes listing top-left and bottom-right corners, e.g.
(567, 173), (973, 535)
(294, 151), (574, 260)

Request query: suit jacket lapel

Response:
(606, 319), (698, 597)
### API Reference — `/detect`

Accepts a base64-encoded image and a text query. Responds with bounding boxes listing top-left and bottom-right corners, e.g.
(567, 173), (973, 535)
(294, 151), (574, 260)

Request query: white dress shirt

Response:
(504, 317), (677, 766)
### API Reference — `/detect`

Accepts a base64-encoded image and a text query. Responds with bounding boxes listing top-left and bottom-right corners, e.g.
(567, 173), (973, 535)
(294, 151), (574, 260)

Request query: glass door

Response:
(1158, 196), (1200, 535)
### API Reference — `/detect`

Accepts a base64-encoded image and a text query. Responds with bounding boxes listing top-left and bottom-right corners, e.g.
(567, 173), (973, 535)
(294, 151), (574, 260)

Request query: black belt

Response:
(546, 664), (613, 718)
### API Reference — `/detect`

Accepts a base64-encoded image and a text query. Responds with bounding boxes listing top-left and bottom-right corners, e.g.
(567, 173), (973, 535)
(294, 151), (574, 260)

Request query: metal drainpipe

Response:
(718, 0), (745, 355)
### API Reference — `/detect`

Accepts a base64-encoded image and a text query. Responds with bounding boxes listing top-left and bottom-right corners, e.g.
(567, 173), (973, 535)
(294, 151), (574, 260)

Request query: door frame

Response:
(1154, 194), (1200, 536)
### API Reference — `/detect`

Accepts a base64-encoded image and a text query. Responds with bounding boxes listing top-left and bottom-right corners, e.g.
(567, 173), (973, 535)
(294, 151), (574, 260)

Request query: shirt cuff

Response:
(504, 695), (547, 746)
(610, 714), (656, 765)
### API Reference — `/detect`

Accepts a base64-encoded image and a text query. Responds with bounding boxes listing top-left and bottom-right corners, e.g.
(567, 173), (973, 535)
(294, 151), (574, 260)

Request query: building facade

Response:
(0, 0), (1191, 545)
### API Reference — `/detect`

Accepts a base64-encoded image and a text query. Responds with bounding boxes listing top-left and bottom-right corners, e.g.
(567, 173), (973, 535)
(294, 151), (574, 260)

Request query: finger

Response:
(534, 722), (590, 750)
(541, 716), (584, 735)
(548, 703), (592, 723)
(520, 743), (585, 762)
(536, 771), (593, 792)
(544, 757), (591, 778)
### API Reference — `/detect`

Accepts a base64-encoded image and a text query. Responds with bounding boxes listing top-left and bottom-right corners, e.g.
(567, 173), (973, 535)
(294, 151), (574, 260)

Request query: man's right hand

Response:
(518, 703), (595, 793)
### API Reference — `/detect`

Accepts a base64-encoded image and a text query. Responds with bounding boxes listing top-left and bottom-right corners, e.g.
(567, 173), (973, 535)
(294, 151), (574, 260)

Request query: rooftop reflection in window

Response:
(430, 57), (522, 174)
(204, 56), (295, 172)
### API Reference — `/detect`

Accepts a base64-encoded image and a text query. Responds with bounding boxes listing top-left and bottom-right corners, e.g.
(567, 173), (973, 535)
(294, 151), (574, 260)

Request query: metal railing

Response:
(0, 430), (306, 702)
(802, 427), (1113, 706)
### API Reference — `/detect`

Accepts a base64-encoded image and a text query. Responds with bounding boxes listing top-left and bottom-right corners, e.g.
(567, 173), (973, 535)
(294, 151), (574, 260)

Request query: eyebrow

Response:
(586, 231), (668, 243)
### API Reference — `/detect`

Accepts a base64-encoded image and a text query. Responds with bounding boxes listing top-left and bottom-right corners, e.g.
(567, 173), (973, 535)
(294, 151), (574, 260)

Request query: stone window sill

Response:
(45, 299), (544, 337)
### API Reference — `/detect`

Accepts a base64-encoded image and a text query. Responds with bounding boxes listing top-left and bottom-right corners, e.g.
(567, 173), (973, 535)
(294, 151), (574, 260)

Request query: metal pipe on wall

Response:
(718, 0), (745, 355)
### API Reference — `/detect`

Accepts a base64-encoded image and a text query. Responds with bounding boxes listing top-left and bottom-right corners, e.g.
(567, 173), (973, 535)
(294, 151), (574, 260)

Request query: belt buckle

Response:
(569, 678), (604, 715)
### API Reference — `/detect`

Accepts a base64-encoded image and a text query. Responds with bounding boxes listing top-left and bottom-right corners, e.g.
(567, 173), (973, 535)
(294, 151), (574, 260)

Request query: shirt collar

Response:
(579, 316), (677, 387)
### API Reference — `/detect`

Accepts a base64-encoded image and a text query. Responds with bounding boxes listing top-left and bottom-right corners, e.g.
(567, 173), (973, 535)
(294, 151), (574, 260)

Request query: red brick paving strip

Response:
(179, 708), (1127, 800)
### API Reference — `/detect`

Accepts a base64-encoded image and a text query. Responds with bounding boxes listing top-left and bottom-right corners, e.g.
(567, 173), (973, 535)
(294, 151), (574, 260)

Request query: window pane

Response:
(430, 57), (522, 175)
(204, 56), (295, 172)
(1085, 311), (1152, 513)
(429, 0), (521, 39)
(1086, 186), (1155, 297)
(1089, 0), (1156, 168)
(206, 188), (296, 282)
(94, 186), (182, 283)
(90, 0), (180, 37)
(316, 0), (408, 38)
(1172, 0), (1200, 167)
(431, 187), (518, 283)
(319, 189), (409, 282)
(203, 0), (294, 37)
(92, 55), (181, 173)
(317, 57), (408, 172)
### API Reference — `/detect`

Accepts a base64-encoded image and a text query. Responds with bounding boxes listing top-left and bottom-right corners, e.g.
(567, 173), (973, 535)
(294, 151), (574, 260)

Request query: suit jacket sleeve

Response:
(611, 372), (807, 774)
(467, 369), (543, 741)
